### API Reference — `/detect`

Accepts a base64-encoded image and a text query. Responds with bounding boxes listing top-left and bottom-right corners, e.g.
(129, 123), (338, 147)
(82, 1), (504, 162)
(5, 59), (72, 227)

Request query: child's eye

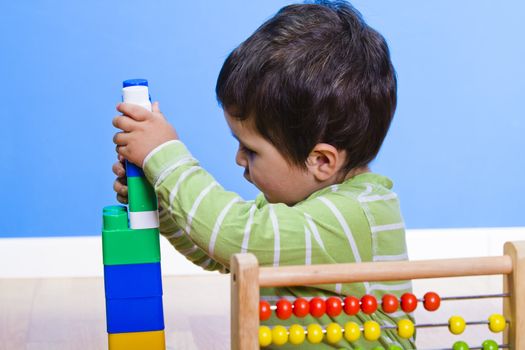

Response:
(240, 144), (255, 156)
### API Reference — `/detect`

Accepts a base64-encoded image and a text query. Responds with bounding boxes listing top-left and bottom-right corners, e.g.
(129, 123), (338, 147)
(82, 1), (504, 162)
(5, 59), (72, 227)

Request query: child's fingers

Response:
(152, 101), (161, 113)
(113, 131), (130, 146)
(113, 178), (128, 196)
(116, 103), (151, 121)
(112, 161), (126, 177)
(116, 194), (128, 205)
(112, 115), (140, 132)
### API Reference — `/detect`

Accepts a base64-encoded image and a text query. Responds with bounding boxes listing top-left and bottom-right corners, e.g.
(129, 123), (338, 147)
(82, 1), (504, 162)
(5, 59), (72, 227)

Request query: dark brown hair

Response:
(216, 0), (397, 173)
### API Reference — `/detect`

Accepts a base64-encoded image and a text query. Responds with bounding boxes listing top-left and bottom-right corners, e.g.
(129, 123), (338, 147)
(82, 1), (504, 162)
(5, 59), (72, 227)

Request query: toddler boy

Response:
(113, 1), (413, 348)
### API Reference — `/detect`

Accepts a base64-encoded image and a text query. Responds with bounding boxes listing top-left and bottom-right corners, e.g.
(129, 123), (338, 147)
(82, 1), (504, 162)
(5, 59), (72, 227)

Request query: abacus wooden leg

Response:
(231, 253), (259, 350)
(503, 241), (525, 349)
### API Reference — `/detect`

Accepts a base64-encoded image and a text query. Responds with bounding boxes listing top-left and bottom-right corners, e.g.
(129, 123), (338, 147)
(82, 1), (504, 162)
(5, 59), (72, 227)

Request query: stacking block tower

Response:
(102, 79), (166, 350)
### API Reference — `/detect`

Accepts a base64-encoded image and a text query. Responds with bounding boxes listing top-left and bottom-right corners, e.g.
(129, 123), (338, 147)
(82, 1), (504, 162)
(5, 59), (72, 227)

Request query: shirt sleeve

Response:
(142, 140), (334, 270)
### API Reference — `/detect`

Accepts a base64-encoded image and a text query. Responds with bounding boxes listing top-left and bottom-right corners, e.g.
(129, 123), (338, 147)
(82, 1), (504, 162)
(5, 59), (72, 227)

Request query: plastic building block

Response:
(102, 206), (160, 265)
(127, 176), (158, 212)
(106, 295), (164, 333)
(108, 330), (166, 350)
(104, 262), (163, 299)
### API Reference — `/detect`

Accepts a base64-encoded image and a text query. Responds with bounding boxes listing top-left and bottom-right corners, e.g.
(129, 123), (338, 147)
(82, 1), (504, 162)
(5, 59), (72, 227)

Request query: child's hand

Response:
(113, 101), (179, 167)
(112, 154), (128, 204)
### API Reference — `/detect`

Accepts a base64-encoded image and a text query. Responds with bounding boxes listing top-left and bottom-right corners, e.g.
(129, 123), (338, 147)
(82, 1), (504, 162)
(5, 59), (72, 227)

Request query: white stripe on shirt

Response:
(208, 197), (241, 256)
(371, 222), (405, 233)
(304, 213), (326, 251)
(269, 205), (281, 267)
(373, 252), (408, 262)
(318, 197), (362, 263)
(304, 226), (312, 265)
(154, 156), (194, 188)
(143, 140), (182, 168)
(359, 192), (397, 203)
(241, 204), (257, 253)
(367, 281), (413, 293)
(185, 182), (218, 235)
(168, 166), (200, 208)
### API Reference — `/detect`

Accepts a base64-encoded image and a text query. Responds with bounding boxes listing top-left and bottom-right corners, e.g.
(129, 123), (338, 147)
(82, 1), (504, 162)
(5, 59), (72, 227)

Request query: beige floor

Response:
(0, 274), (505, 350)
(0, 275), (231, 350)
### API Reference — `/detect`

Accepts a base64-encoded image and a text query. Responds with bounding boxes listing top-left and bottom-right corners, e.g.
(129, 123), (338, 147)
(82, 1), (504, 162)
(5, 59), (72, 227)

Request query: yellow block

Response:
(109, 330), (166, 350)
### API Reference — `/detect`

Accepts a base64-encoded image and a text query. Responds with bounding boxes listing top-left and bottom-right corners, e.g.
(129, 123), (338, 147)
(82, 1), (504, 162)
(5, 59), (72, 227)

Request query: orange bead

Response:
(400, 293), (418, 313)
(423, 292), (440, 311)
(360, 294), (378, 314)
(309, 297), (326, 317)
(259, 300), (272, 321)
(293, 298), (310, 318)
(326, 297), (343, 317)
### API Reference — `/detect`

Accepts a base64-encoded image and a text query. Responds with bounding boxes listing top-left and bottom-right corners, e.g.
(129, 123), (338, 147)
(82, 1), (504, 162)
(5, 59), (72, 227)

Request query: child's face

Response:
(225, 111), (319, 206)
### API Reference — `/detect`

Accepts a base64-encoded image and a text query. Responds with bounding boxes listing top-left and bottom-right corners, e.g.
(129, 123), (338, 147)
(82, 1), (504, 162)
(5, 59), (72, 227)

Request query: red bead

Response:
(343, 296), (360, 315)
(325, 297), (343, 317)
(293, 297), (310, 318)
(400, 293), (418, 313)
(275, 298), (293, 320)
(309, 297), (326, 317)
(423, 291), (441, 311)
(259, 300), (272, 321)
(381, 294), (399, 313)
(360, 294), (378, 314)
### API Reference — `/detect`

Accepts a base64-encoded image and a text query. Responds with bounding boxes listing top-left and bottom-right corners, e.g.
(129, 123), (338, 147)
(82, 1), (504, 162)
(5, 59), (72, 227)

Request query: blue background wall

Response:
(0, 1), (523, 237)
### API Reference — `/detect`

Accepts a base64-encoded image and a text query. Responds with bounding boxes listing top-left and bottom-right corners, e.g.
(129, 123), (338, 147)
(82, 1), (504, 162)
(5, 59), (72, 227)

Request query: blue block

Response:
(126, 160), (144, 177)
(106, 296), (164, 333)
(104, 262), (163, 299)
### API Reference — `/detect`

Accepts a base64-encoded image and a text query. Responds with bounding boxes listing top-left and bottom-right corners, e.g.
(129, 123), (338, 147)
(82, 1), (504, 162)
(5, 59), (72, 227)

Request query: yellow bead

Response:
(259, 326), (272, 347)
(326, 323), (343, 344)
(449, 316), (466, 335)
(271, 325), (288, 346)
(488, 313), (506, 333)
(288, 324), (306, 345)
(344, 322), (361, 342)
(363, 320), (381, 341)
(307, 324), (324, 344)
(397, 319), (415, 339)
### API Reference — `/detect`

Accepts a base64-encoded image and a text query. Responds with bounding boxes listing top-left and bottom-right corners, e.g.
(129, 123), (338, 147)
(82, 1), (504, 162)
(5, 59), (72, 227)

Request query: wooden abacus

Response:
(230, 241), (524, 349)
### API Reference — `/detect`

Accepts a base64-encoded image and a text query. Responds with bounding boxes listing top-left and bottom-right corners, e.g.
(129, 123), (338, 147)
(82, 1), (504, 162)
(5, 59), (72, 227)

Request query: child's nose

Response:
(235, 148), (248, 167)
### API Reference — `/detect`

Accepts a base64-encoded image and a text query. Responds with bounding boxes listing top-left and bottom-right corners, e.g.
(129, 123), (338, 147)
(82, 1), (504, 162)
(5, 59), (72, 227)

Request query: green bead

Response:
(453, 341), (470, 350)
(388, 346), (404, 350)
(482, 339), (499, 350)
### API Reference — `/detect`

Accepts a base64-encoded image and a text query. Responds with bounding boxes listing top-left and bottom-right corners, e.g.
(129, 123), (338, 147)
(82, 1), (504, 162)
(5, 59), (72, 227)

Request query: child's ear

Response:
(305, 143), (345, 182)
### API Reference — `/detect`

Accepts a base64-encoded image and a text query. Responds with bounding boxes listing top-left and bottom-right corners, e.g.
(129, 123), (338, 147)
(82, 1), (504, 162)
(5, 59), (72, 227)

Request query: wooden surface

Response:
(0, 274), (231, 350)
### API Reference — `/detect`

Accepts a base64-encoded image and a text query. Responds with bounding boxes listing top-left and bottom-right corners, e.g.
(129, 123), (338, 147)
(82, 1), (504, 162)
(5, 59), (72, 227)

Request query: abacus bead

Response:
(307, 324), (324, 343)
(363, 320), (381, 341)
(452, 341), (470, 350)
(400, 293), (418, 313)
(382, 294), (399, 313)
(293, 298), (310, 318)
(288, 324), (306, 345)
(326, 297), (343, 317)
(275, 299), (293, 320)
(361, 294), (378, 314)
(423, 291), (441, 311)
(482, 339), (499, 350)
(259, 300), (272, 321)
(388, 346), (403, 350)
(397, 319), (415, 339)
(259, 326), (272, 347)
(271, 325), (288, 346)
(343, 296), (360, 315)
(309, 297), (326, 317)
(326, 323), (343, 344)
(488, 314), (506, 333)
(344, 322), (361, 342)
(449, 316), (466, 335)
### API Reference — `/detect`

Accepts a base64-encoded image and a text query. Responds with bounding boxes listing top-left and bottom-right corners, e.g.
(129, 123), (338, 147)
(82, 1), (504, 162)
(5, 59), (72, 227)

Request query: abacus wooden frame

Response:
(230, 240), (525, 349)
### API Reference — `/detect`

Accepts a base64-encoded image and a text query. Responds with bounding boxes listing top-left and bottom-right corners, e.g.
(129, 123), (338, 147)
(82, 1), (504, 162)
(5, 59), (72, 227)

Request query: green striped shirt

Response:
(143, 140), (415, 349)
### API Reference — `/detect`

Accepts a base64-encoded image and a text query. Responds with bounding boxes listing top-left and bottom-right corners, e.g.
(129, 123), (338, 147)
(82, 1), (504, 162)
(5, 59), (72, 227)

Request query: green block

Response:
(102, 206), (160, 265)
(128, 176), (158, 212)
